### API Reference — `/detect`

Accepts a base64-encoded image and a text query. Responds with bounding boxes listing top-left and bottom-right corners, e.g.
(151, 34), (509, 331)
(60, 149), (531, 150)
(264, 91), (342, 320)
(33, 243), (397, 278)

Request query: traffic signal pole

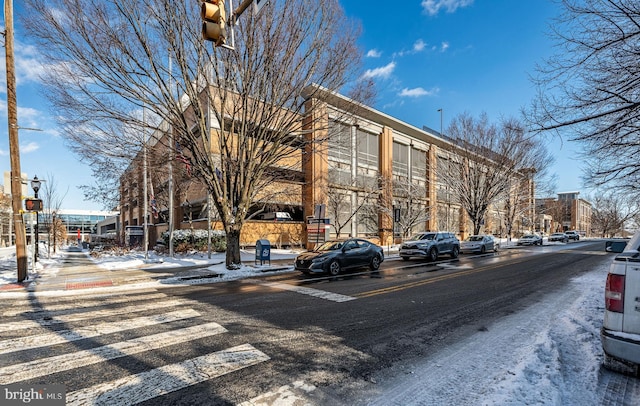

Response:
(4, 0), (28, 282)
(202, 0), (262, 49)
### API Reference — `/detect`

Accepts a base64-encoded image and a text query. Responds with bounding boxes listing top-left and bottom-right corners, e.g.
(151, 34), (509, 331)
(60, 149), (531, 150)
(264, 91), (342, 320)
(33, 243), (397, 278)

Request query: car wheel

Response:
(494, 245), (499, 252)
(370, 255), (381, 270)
(428, 247), (438, 262)
(480, 245), (486, 254)
(401, 256), (410, 261)
(328, 260), (341, 276)
(451, 246), (459, 258)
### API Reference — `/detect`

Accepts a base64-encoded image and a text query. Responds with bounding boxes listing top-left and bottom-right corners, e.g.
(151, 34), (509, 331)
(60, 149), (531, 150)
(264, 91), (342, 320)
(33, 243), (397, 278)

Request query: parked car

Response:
(399, 232), (460, 261)
(516, 234), (543, 246)
(294, 238), (384, 276)
(261, 212), (293, 221)
(606, 238), (630, 253)
(565, 230), (580, 241)
(602, 230), (640, 374)
(548, 232), (569, 243)
(460, 235), (499, 254)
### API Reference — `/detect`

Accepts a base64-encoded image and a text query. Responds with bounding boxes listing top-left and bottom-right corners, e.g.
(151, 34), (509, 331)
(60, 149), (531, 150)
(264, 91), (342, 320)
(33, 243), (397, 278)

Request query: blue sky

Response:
(341, 0), (582, 193)
(0, 0), (581, 211)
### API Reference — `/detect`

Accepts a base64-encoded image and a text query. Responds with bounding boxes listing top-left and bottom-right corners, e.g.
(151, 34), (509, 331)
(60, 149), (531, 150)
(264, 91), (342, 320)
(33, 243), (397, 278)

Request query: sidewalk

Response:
(0, 247), (296, 295)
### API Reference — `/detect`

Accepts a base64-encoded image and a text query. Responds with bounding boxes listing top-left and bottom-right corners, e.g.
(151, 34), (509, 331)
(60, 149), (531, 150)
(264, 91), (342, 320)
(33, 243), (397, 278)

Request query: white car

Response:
(565, 230), (580, 241)
(516, 234), (543, 246)
(548, 232), (569, 243)
(602, 230), (640, 374)
(460, 235), (499, 254)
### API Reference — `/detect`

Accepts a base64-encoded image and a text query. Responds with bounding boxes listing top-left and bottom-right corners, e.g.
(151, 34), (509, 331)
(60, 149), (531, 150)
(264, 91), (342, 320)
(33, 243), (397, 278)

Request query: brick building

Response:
(119, 86), (535, 248)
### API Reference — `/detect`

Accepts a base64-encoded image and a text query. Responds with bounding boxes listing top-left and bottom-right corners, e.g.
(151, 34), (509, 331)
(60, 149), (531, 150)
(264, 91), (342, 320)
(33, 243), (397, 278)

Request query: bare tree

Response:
(386, 179), (431, 239)
(326, 175), (381, 238)
(528, 0), (640, 195)
(443, 114), (553, 235)
(22, 0), (371, 268)
(541, 199), (572, 233)
(591, 191), (639, 237)
(39, 173), (68, 256)
(0, 193), (11, 247)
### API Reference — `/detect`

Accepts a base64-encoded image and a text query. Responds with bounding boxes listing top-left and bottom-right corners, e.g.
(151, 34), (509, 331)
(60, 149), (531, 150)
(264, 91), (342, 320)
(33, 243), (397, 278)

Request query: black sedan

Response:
(295, 238), (384, 276)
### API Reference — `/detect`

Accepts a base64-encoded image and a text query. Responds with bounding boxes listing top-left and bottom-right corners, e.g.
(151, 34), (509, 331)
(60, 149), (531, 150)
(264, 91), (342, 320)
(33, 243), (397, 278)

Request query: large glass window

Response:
(393, 141), (409, 179)
(328, 121), (352, 164)
(357, 193), (379, 236)
(411, 147), (426, 185)
(356, 129), (378, 169)
(328, 121), (352, 186)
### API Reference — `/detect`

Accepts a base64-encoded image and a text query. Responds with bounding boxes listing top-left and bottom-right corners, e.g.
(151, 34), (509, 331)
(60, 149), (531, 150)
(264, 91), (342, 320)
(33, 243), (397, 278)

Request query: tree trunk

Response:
(225, 227), (242, 269)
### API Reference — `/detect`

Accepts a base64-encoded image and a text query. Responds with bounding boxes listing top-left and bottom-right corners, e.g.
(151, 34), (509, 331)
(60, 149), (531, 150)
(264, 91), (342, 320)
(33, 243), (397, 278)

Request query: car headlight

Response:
(417, 243), (429, 249)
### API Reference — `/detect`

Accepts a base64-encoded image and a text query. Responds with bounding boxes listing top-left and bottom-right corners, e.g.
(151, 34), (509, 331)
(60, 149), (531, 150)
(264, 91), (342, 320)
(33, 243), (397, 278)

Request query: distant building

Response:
(557, 192), (592, 235)
(48, 209), (118, 243)
(537, 192), (592, 236)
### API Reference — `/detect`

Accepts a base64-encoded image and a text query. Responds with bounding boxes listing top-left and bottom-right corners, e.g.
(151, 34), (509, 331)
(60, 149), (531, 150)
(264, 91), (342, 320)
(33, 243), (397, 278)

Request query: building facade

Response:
(119, 87), (535, 248)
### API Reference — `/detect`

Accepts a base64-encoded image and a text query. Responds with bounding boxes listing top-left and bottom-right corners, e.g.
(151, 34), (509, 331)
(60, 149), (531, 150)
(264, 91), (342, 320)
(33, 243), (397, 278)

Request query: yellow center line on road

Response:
(355, 257), (534, 299)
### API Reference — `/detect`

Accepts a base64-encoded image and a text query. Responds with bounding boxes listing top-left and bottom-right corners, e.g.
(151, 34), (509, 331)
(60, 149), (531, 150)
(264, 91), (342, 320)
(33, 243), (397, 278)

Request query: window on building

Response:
(357, 193), (379, 236)
(328, 121), (352, 186)
(411, 147), (426, 185)
(393, 141), (409, 180)
(328, 121), (352, 164)
(356, 129), (378, 169)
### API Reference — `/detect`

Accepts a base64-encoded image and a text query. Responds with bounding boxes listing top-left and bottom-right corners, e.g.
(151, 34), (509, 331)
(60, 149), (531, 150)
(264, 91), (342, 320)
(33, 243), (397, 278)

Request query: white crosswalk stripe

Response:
(0, 309), (201, 355)
(0, 290), (272, 405)
(249, 280), (357, 302)
(1, 292), (168, 317)
(0, 322), (227, 384)
(66, 344), (270, 405)
(0, 298), (192, 333)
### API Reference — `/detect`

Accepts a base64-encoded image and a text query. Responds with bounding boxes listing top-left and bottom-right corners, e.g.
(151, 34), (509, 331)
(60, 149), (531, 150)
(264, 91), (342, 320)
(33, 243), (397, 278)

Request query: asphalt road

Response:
(0, 239), (626, 405)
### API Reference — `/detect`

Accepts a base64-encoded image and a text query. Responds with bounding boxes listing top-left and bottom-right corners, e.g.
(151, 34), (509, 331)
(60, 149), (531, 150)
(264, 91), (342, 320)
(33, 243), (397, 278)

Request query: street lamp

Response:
(30, 175), (41, 262)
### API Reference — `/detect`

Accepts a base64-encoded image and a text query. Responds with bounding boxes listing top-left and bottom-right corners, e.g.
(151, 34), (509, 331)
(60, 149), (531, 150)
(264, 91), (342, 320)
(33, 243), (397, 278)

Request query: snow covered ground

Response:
(0, 243), (638, 404)
(0, 244), (300, 288)
(361, 263), (622, 405)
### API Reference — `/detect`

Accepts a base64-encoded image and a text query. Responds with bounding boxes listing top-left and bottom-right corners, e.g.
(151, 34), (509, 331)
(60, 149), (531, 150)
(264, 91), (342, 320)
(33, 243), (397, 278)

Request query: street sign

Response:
(24, 198), (43, 212)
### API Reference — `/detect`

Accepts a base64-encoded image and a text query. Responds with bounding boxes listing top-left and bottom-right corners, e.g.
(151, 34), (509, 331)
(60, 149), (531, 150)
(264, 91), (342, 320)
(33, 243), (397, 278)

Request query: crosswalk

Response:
(0, 289), (271, 405)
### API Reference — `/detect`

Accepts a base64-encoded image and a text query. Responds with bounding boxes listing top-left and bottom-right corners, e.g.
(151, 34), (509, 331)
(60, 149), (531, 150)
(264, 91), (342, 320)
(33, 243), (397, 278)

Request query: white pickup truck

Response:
(602, 231), (640, 375)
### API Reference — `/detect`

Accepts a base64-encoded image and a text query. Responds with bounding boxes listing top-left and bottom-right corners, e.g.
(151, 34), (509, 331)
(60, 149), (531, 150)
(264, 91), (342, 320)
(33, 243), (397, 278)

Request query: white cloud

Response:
(422, 0), (474, 16)
(413, 39), (426, 52)
(366, 49), (382, 58)
(20, 142), (40, 153)
(361, 62), (396, 80)
(398, 87), (438, 98)
(441, 41), (450, 52)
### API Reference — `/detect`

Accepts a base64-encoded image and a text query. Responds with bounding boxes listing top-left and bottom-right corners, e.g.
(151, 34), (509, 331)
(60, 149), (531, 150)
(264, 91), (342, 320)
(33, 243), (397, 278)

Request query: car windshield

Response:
(467, 236), (483, 241)
(411, 233), (436, 241)
(315, 241), (345, 251)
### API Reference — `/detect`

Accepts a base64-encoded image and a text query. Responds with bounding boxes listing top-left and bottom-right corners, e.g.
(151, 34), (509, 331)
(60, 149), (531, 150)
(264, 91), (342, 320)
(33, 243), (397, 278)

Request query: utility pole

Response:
(4, 0), (28, 282)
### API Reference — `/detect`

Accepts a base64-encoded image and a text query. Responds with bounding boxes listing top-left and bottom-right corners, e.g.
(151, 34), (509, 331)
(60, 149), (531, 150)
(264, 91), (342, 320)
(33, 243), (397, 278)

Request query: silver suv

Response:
(602, 231), (640, 375)
(399, 232), (460, 261)
(565, 230), (580, 241)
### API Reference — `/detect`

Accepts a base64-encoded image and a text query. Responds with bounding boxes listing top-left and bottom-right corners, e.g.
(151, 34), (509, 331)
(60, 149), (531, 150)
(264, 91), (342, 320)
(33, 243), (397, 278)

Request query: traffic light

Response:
(24, 198), (43, 212)
(201, 0), (227, 47)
